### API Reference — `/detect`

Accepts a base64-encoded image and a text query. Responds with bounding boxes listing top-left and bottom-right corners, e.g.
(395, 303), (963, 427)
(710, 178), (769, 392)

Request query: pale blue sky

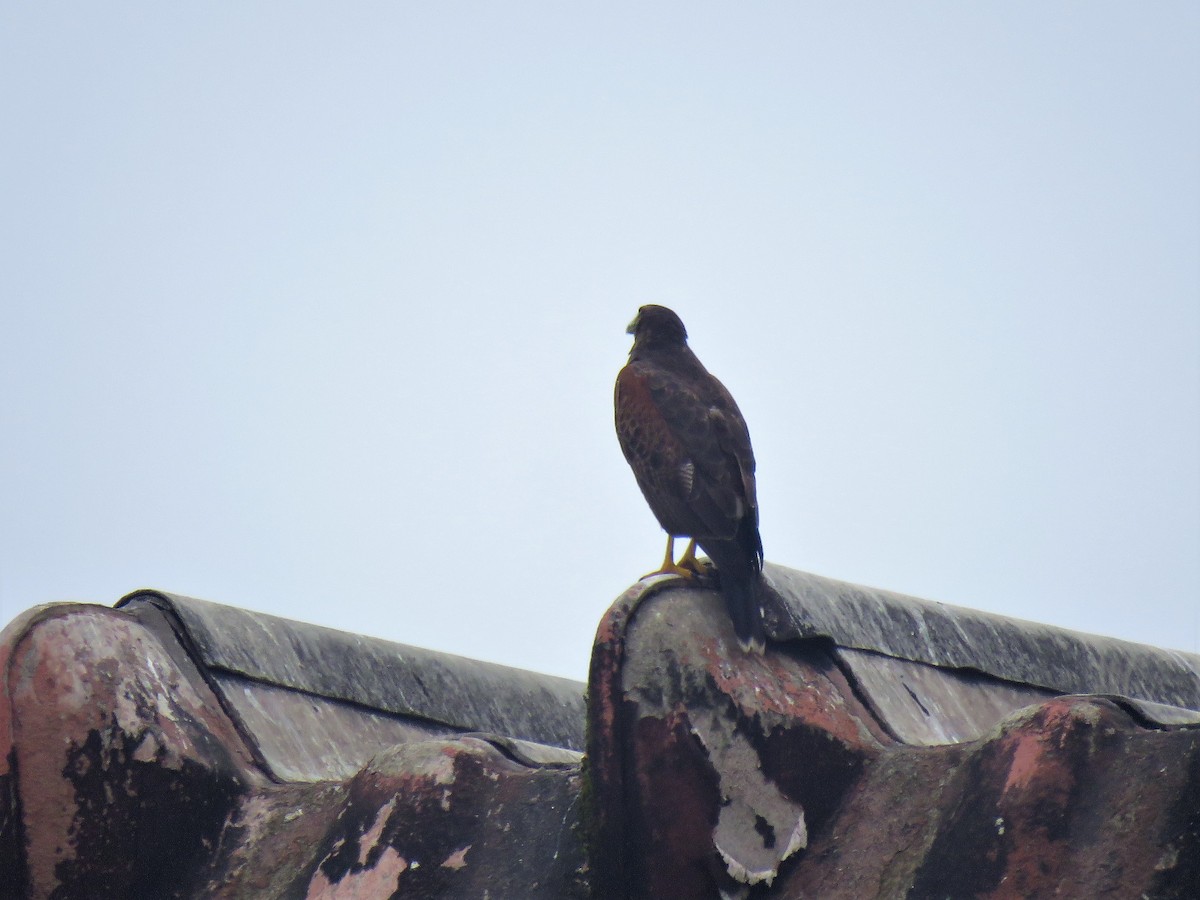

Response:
(2, 4), (1197, 680)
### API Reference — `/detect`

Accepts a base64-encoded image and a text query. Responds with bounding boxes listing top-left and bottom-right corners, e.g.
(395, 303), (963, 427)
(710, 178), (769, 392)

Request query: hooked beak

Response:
(625, 311), (640, 335)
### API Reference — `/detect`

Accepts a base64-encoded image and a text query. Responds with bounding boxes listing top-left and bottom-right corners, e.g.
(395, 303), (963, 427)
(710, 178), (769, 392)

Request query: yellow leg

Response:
(675, 538), (705, 575)
(641, 535), (699, 580)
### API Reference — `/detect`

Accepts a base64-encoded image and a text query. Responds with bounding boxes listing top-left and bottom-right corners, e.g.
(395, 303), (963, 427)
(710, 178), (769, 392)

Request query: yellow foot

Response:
(640, 536), (704, 580)
(675, 538), (707, 577)
(640, 561), (698, 580)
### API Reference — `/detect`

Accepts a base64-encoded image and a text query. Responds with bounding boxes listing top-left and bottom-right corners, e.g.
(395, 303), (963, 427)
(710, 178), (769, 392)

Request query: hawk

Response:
(615, 305), (766, 652)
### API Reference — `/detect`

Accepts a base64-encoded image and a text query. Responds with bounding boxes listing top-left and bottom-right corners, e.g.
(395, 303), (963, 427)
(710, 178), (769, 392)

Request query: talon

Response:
(675, 538), (706, 576)
(640, 535), (700, 580)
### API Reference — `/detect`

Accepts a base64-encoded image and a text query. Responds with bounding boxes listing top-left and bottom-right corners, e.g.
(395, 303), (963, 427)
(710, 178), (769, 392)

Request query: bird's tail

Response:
(702, 527), (766, 654)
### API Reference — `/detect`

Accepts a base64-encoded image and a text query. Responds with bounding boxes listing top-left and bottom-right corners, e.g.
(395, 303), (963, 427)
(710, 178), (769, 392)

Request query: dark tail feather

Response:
(700, 535), (766, 654)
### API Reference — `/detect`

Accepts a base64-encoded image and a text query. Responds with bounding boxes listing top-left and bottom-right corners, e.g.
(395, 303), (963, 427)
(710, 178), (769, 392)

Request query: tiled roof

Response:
(118, 589), (585, 781)
(2, 565), (1197, 898)
(587, 568), (1200, 898)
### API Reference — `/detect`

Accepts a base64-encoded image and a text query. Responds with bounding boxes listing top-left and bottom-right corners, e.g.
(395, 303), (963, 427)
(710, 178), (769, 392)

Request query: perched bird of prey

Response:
(615, 305), (766, 652)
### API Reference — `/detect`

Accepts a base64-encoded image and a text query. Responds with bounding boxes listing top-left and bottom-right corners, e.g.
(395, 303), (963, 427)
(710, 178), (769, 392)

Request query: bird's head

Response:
(626, 305), (688, 348)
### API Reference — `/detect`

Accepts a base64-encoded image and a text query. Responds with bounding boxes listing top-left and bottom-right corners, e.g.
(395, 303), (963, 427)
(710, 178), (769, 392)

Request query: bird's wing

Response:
(618, 360), (750, 540)
(615, 362), (689, 491)
(703, 379), (759, 525)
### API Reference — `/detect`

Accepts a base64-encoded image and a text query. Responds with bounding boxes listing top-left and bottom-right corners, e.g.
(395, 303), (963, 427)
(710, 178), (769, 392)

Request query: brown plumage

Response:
(614, 305), (765, 652)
